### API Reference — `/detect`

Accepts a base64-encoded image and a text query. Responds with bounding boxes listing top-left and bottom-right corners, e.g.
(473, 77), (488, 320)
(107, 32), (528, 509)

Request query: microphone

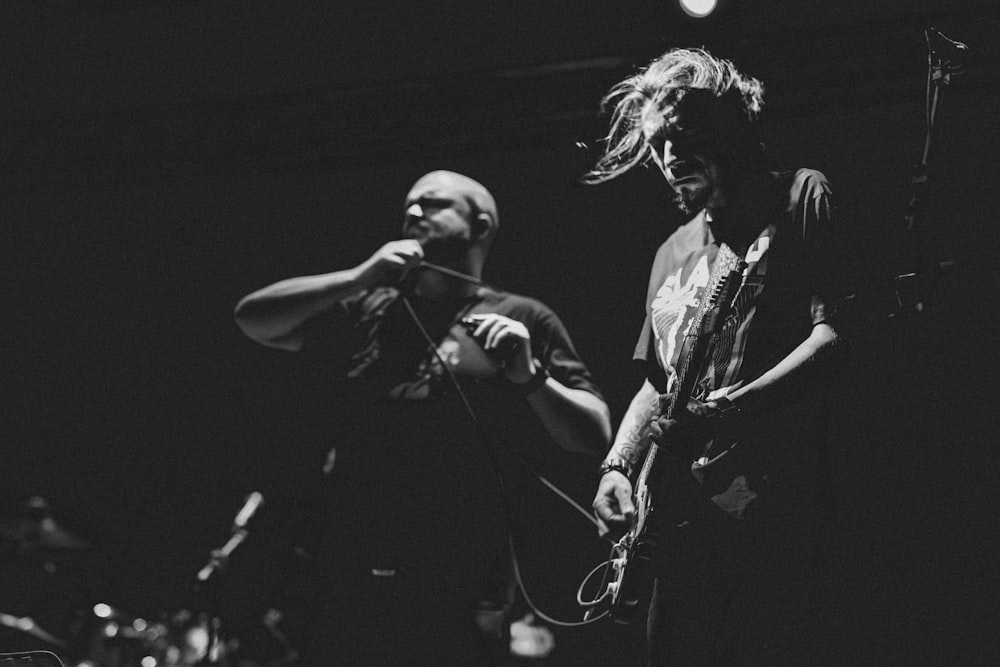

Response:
(418, 260), (485, 286)
(927, 27), (969, 73)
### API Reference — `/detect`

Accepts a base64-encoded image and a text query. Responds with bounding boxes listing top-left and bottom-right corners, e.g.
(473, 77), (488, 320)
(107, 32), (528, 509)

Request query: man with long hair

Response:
(589, 49), (853, 663)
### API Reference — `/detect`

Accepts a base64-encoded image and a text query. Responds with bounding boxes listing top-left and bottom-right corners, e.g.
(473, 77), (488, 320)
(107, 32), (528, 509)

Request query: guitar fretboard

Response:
(671, 243), (745, 406)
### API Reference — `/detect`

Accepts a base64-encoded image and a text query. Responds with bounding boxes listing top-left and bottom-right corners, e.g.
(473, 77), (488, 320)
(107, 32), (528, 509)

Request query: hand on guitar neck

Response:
(650, 392), (730, 461)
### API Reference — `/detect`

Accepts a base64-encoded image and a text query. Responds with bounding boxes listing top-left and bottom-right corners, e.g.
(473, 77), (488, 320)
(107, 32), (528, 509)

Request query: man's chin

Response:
(402, 228), (429, 243)
(672, 189), (709, 216)
(421, 237), (471, 265)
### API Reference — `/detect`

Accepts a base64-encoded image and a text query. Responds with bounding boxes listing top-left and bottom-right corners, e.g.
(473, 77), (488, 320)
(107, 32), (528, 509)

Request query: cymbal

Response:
(0, 496), (90, 551)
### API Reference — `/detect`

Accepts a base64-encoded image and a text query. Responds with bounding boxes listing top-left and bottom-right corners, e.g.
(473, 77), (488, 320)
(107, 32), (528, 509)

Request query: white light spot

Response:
(680, 0), (717, 18)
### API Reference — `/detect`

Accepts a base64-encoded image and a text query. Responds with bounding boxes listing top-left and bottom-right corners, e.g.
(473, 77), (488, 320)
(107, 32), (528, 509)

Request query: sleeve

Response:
(632, 240), (675, 393)
(298, 289), (388, 361)
(794, 169), (858, 327)
(523, 301), (605, 402)
(632, 312), (669, 394)
(299, 301), (351, 352)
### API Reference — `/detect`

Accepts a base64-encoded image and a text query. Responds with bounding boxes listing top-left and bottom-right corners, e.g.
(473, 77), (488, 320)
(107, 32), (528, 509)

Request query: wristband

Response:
(599, 456), (634, 480)
(511, 359), (549, 395)
(713, 395), (741, 419)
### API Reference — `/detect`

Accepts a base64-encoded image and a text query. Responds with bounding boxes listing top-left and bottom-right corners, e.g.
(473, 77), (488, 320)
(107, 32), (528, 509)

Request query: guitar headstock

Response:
(700, 260), (746, 336)
(714, 261), (747, 312)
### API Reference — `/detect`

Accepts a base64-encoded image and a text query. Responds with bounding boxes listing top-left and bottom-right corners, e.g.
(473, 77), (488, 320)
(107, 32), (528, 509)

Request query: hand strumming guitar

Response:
(592, 391), (732, 542)
(593, 471), (635, 542)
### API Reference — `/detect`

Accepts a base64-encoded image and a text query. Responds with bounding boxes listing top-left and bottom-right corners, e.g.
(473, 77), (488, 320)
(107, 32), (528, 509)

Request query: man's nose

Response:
(405, 203), (423, 220)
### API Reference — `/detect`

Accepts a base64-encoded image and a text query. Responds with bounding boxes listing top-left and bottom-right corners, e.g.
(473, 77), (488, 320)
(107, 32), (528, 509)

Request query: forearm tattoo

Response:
(608, 391), (660, 464)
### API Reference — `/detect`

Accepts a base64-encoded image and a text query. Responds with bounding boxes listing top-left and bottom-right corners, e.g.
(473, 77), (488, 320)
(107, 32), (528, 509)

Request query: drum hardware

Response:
(189, 492), (265, 665)
(0, 497), (91, 553)
(0, 612), (68, 649)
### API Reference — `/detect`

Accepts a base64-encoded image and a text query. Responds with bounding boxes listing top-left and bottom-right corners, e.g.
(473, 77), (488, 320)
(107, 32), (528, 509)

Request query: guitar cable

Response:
(398, 268), (611, 627)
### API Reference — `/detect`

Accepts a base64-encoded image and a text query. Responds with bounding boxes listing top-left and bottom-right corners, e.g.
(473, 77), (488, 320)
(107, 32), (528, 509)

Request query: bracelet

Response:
(713, 395), (741, 419)
(511, 359), (549, 395)
(599, 457), (634, 480)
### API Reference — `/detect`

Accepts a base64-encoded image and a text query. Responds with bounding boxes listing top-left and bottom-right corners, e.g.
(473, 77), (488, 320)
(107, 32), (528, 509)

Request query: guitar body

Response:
(603, 246), (748, 624)
(605, 447), (660, 624)
(605, 443), (711, 624)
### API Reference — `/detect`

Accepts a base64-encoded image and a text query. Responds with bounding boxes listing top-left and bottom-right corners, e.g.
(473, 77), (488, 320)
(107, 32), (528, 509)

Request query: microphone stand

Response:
(192, 491), (265, 665)
(891, 27), (967, 317)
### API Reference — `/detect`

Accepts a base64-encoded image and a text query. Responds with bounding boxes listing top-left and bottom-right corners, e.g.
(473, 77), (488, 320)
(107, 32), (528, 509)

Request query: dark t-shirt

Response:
(635, 169), (852, 524)
(301, 285), (602, 597)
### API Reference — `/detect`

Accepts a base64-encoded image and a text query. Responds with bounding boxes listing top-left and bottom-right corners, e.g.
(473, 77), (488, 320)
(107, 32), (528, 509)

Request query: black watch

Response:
(512, 359), (549, 395)
(713, 396), (741, 419)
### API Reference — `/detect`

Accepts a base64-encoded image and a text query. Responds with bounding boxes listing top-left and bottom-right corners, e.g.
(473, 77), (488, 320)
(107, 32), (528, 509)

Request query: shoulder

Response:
(652, 213), (709, 272)
(474, 287), (559, 322)
(770, 169), (836, 239)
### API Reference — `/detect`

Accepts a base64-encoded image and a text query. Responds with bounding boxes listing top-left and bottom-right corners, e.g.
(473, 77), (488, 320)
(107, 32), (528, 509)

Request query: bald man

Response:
(234, 171), (610, 664)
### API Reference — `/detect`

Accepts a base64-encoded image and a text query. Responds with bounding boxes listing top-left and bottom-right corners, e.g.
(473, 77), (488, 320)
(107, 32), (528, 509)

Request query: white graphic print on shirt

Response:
(650, 252), (712, 391)
(649, 234), (770, 397)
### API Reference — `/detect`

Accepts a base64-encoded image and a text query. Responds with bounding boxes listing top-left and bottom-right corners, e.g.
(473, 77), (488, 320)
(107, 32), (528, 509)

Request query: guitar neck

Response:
(669, 245), (746, 416)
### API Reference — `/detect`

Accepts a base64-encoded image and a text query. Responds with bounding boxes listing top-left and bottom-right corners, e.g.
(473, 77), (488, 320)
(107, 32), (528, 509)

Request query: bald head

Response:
(409, 170), (499, 234)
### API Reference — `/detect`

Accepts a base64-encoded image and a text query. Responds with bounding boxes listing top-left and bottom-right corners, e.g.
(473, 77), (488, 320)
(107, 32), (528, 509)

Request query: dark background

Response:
(3, 0), (999, 663)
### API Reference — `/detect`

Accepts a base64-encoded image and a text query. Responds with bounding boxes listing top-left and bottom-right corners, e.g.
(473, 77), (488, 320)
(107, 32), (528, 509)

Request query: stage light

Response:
(679, 0), (717, 18)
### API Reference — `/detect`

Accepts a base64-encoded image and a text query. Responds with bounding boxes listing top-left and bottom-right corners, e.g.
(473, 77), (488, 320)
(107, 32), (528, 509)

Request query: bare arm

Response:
(234, 240), (424, 351)
(592, 322), (845, 541)
(722, 321), (844, 413)
(652, 321), (848, 456)
(605, 378), (660, 469)
(591, 378), (660, 539)
(523, 378), (611, 456)
(463, 313), (611, 456)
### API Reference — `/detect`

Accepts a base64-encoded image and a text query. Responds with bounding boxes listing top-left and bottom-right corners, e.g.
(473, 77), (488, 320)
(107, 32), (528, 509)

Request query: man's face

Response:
(641, 94), (735, 215)
(402, 176), (476, 263)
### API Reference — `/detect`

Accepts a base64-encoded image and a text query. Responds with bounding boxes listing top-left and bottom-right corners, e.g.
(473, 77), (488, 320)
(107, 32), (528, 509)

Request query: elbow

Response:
(233, 295), (258, 335)
(233, 299), (302, 352)
(812, 323), (850, 375)
(233, 297), (265, 342)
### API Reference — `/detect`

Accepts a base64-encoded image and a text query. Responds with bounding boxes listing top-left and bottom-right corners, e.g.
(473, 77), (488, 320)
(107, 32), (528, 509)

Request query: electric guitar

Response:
(604, 245), (747, 624)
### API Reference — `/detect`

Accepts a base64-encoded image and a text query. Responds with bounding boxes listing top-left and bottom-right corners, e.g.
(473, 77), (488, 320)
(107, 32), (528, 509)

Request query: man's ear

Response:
(473, 212), (496, 241)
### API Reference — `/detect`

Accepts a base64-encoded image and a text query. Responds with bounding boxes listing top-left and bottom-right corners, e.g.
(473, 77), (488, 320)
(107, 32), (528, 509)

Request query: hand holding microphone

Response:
(360, 239), (425, 288)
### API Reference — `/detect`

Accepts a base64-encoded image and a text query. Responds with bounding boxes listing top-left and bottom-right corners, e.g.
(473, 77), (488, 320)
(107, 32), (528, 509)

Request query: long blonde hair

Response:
(585, 48), (765, 184)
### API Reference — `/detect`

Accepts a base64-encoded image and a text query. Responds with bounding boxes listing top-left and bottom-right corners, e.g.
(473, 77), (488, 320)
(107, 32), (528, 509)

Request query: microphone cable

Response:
(398, 273), (610, 627)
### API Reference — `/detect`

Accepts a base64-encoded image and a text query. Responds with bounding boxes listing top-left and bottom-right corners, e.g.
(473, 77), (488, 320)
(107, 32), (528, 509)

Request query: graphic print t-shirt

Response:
(635, 169), (851, 521)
